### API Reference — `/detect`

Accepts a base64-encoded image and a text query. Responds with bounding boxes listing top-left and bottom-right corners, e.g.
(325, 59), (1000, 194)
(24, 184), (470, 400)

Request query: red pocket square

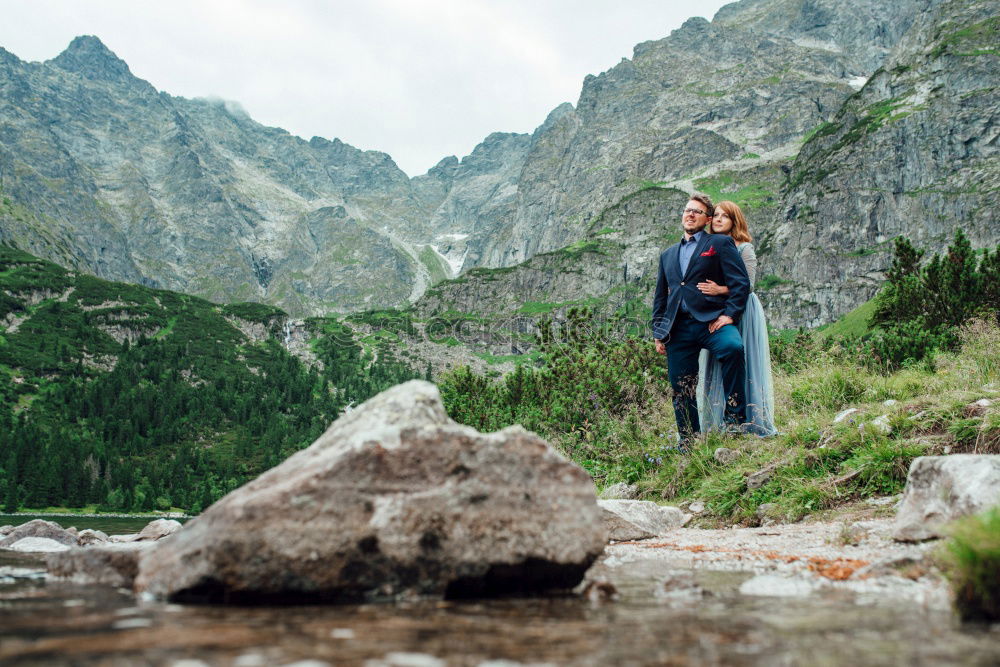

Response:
(700, 246), (717, 257)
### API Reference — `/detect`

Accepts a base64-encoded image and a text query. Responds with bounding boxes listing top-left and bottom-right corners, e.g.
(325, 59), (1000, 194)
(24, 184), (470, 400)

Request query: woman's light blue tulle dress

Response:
(697, 242), (777, 437)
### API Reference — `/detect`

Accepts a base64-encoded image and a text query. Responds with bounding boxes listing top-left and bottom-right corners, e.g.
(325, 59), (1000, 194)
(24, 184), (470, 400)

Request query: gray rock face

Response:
(599, 500), (686, 541)
(768, 0), (999, 326)
(134, 381), (605, 603)
(474, 8), (868, 272)
(893, 455), (1000, 541)
(0, 519), (78, 548)
(713, 0), (932, 72)
(0, 37), (424, 316)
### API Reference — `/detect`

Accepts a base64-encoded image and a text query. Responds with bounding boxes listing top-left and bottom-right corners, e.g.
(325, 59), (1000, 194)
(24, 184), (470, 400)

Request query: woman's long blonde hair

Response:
(715, 200), (752, 243)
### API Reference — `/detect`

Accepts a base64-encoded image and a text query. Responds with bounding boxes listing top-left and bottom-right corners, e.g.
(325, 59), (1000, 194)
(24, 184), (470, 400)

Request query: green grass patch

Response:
(693, 171), (775, 210)
(757, 274), (793, 290)
(939, 507), (1000, 622)
(817, 299), (878, 340)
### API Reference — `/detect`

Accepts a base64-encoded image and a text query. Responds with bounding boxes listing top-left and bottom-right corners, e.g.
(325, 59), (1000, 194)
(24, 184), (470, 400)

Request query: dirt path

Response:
(592, 518), (952, 609)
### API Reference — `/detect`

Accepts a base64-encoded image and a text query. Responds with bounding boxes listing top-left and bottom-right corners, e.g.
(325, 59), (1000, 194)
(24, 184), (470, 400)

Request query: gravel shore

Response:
(593, 518), (953, 609)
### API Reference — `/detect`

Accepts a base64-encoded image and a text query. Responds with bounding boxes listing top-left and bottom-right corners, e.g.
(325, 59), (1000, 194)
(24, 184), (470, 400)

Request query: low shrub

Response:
(940, 507), (1000, 622)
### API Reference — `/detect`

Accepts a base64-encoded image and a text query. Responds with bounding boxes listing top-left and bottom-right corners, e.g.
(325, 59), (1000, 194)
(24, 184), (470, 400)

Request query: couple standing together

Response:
(651, 194), (776, 448)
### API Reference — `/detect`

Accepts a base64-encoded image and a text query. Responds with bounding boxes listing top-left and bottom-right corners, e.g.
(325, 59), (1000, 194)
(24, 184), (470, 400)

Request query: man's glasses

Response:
(684, 208), (708, 216)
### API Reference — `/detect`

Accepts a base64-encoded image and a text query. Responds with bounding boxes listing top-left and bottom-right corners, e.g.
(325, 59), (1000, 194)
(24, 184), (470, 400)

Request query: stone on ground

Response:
(134, 381), (605, 603)
(598, 482), (640, 500)
(893, 455), (1000, 541)
(713, 447), (739, 465)
(599, 500), (686, 542)
(0, 519), (78, 549)
(833, 408), (860, 424)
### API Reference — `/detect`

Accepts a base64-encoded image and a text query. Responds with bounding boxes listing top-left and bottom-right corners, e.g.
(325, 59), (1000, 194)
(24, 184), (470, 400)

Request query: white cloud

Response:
(0, 0), (731, 176)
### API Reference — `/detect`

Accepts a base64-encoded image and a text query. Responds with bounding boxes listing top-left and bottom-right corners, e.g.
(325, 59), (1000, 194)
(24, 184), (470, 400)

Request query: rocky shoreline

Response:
(0, 512), (190, 520)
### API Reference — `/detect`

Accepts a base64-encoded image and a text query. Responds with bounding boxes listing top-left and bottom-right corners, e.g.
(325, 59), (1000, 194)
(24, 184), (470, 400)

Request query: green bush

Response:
(868, 231), (999, 368)
(439, 307), (670, 485)
(940, 507), (1000, 622)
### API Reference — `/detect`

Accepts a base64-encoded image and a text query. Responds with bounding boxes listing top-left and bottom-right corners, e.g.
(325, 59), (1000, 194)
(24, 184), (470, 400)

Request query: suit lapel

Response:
(682, 234), (713, 281)
(665, 244), (682, 282)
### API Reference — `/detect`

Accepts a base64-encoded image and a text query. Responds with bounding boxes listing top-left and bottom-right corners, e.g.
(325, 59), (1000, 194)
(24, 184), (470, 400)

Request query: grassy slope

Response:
(613, 320), (999, 525)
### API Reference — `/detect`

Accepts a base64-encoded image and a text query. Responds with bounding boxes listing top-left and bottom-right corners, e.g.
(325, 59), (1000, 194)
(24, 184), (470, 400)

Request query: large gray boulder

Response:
(134, 381), (605, 602)
(0, 519), (78, 548)
(893, 455), (1000, 542)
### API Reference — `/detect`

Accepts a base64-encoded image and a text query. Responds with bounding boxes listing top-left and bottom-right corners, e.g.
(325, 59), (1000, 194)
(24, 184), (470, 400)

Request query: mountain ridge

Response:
(1, 0), (997, 327)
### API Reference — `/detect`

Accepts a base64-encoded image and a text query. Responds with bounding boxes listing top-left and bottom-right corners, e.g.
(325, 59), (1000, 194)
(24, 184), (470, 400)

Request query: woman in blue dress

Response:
(695, 201), (777, 436)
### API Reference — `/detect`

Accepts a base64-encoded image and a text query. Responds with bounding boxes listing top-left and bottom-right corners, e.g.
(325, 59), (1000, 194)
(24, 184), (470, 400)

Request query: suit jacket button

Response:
(680, 281), (685, 286)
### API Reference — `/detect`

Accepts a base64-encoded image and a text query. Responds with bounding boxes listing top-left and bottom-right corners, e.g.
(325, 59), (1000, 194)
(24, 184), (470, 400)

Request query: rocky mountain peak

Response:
(0, 46), (22, 67)
(50, 35), (134, 83)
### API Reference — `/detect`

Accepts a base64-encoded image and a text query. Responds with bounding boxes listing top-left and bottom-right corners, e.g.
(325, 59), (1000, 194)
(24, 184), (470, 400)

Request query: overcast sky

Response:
(0, 0), (731, 177)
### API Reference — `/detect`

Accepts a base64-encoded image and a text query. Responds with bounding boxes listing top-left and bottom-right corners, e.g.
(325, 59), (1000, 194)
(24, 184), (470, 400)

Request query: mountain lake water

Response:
(1, 515), (999, 665)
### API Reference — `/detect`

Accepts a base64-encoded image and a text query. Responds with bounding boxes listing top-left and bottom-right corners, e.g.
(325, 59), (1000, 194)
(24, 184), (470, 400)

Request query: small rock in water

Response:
(330, 628), (356, 639)
(77, 529), (109, 546)
(598, 482), (640, 500)
(581, 578), (619, 603)
(833, 408), (860, 424)
(8, 537), (72, 553)
(364, 654), (444, 667)
(657, 575), (709, 599)
(111, 617), (153, 630)
(713, 447), (739, 465)
(739, 574), (818, 597)
(136, 519), (183, 541)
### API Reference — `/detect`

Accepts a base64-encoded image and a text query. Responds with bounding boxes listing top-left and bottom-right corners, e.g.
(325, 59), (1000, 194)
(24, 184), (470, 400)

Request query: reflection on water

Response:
(2, 549), (999, 666)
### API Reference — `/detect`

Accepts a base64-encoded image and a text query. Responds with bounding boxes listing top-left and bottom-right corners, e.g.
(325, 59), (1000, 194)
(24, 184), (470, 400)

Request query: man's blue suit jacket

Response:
(651, 233), (750, 341)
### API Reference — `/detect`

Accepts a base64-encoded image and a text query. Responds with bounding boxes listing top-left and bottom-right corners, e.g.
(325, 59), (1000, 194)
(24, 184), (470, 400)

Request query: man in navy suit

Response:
(652, 194), (750, 446)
